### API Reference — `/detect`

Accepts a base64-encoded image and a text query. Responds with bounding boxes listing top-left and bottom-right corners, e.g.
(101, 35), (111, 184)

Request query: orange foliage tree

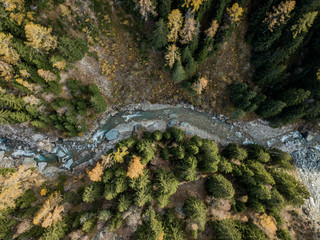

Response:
(127, 155), (145, 179)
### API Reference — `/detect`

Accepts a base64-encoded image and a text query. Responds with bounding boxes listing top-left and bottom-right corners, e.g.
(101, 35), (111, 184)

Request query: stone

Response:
(23, 157), (37, 168)
(0, 151), (4, 162)
(306, 133), (314, 142)
(63, 159), (73, 170)
(57, 150), (66, 158)
(38, 162), (47, 172)
(105, 129), (119, 141)
(0, 156), (15, 168)
(180, 122), (190, 128)
(32, 134), (44, 142)
(36, 140), (54, 152)
(168, 119), (177, 127)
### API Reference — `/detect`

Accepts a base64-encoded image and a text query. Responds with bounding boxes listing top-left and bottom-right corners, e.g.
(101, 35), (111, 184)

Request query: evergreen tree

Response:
(158, 0), (171, 18)
(257, 99), (287, 118)
(82, 182), (102, 203)
(205, 174), (235, 199)
(151, 19), (168, 49)
(182, 46), (196, 76)
(213, 219), (242, 240)
(279, 88), (311, 107)
(172, 60), (186, 83)
(222, 143), (248, 161)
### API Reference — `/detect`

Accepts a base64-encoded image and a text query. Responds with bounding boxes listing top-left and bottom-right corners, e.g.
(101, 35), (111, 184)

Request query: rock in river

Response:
(23, 157), (37, 168)
(105, 129), (119, 141)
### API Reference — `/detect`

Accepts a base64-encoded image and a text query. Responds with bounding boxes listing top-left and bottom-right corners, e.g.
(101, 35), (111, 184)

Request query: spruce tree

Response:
(151, 19), (168, 49)
(172, 60), (186, 83)
(158, 0), (171, 19)
(257, 99), (286, 118)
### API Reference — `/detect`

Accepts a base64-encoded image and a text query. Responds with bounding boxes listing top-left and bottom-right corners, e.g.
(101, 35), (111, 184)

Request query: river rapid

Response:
(0, 103), (320, 229)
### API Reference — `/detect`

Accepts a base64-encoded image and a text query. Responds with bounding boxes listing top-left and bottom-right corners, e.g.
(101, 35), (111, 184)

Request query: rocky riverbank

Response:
(1, 103), (320, 237)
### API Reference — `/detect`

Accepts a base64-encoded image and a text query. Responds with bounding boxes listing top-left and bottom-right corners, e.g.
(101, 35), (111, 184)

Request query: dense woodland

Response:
(0, 128), (310, 239)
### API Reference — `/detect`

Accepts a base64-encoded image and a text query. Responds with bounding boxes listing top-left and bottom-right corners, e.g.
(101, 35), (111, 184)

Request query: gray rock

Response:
(63, 159), (73, 170)
(0, 156), (15, 168)
(306, 133), (314, 142)
(37, 162), (47, 172)
(168, 119), (177, 127)
(0, 151), (4, 162)
(32, 134), (44, 142)
(105, 129), (119, 141)
(57, 150), (66, 158)
(23, 157), (37, 168)
(180, 122), (190, 128)
(36, 140), (55, 152)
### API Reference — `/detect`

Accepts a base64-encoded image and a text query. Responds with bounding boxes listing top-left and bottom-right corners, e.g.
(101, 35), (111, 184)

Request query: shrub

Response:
(205, 174), (235, 199)
(276, 229), (292, 240)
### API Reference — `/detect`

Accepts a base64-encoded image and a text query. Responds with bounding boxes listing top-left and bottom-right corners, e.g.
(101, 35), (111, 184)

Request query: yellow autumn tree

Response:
(37, 69), (57, 82)
(183, 0), (207, 12)
(113, 146), (129, 163)
(0, 166), (44, 211)
(53, 60), (66, 70)
(180, 11), (198, 44)
(23, 95), (40, 105)
(41, 205), (65, 228)
(0, 0), (24, 11)
(33, 191), (63, 227)
(191, 77), (208, 94)
(226, 3), (244, 23)
(25, 22), (57, 51)
(205, 20), (219, 38)
(317, 68), (320, 81)
(0, 60), (14, 81)
(0, 32), (20, 65)
(263, 1), (296, 32)
(127, 155), (145, 179)
(167, 9), (183, 42)
(87, 162), (104, 182)
(16, 78), (36, 91)
(19, 69), (30, 78)
(165, 44), (180, 69)
(9, 12), (25, 25)
(135, 0), (157, 21)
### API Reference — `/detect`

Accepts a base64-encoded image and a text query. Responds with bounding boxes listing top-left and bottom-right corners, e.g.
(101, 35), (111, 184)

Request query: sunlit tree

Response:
(263, 1), (296, 32)
(165, 44), (180, 68)
(291, 11), (318, 39)
(205, 19), (219, 38)
(226, 3), (244, 23)
(167, 9), (183, 42)
(182, 0), (207, 12)
(25, 22), (57, 51)
(135, 0), (157, 21)
(180, 11), (198, 44)
(127, 155), (145, 179)
(0, 32), (20, 65)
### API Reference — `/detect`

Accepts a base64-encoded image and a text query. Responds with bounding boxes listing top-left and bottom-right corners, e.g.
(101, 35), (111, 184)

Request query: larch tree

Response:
(135, 0), (157, 21)
(38, 69), (57, 82)
(291, 11), (318, 39)
(33, 192), (63, 226)
(113, 146), (129, 163)
(25, 22), (57, 51)
(182, 0), (207, 13)
(180, 11), (198, 44)
(226, 3), (244, 23)
(205, 19), (219, 38)
(87, 162), (104, 182)
(165, 44), (180, 69)
(0, 0), (24, 11)
(0, 166), (44, 211)
(0, 32), (20, 65)
(167, 9), (183, 42)
(127, 155), (145, 179)
(263, 1), (296, 32)
(192, 77), (208, 94)
(41, 205), (65, 228)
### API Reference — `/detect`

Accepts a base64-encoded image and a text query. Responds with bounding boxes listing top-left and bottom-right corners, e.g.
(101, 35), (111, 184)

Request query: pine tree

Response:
(279, 88), (310, 106)
(82, 182), (102, 203)
(205, 174), (235, 199)
(182, 46), (196, 76)
(117, 194), (132, 212)
(222, 143), (247, 161)
(172, 60), (186, 83)
(291, 11), (318, 39)
(257, 99), (286, 118)
(151, 19), (168, 49)
(158, 0), (171, 18)
(167, 9), (183, 42)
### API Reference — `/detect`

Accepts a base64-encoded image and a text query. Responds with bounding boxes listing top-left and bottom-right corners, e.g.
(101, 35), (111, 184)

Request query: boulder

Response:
(37, 162), (48, 172)
(36, 140), (55, 152)
(23, 157), (37, 169)
(0, 156), (15, 168)
(0, 151), (4, 162)
(105, 129), (119, 141)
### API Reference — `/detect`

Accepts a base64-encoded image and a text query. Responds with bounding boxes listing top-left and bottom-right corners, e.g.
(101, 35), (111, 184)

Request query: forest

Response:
(0, 128), (310, 239)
